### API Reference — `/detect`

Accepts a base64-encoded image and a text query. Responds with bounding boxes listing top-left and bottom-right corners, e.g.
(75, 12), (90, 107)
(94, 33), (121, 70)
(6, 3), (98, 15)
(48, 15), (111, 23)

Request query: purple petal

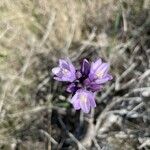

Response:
(69, 63), (76, 74)
(59, 59), (70, 70)
(52, 67), (61, 75)
(89, 59), (102, 80)
(76, 70), (82, 79)
(89, 73), (95, 81)
(86, 91), (96, 108)
(70, 90), (81, 110)
(90, 83), (102, 92)
(96, 63), (110, 76)
(107, 74), (113, 80)
(95, 74), (112, 84)
(90, 98), (96, 108)
(84, 78), (91, 86)
(66, 83), (76, 93)
(67, 59), (76, 79)
(81, 59), (90, 76)
(91, 59), (102, 72)
(70, 92), (78, 103)
(61, 75), (75, 82)
(53, 76), (63, 81)
(72, 100), (80, 110)
(80, 98), (90, 113)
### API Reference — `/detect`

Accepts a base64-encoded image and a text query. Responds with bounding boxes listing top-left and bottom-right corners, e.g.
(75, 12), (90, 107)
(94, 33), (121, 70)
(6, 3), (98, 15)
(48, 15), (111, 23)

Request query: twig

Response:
(37, 76), (50, 91)
(99, 63), (137, 102)
(62, 22), (76, 56)
(127, 87), (150, 96)
(0, 25), (10, 39)
(115, 63), (137, 90)
(98, 84), (115, 102)
(7, 106), (50, 118)
(6, 104), (67, 118)
(138, 69), (150, 85)
(127, 102), (144, 117)
(39, 12), (56, 47)
(95, 97), (142, 132)
(40, 129), (58, 145)
(0, 83), (9, 113)
(119, 0), (128, 32)
(93, 137), (101, 150)
(143, 0), (150, 9)
(71, 27), (97, 61)
(58, 116), (87, 150)
(68, 132), (87, 150)
(120, 78), (136, 90)
(139, 138), (150, 149)
(81, 109), (95, 148)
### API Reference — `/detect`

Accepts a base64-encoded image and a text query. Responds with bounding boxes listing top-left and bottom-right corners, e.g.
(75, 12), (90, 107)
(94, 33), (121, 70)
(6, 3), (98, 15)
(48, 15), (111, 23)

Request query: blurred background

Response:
(0, 0), (150, 149)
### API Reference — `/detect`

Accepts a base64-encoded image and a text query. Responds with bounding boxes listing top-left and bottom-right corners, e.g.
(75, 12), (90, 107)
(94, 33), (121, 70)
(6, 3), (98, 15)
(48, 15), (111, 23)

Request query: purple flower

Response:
(52, 58), (113, 113)
(52, 59), (76, 82)
(89, 58), (112, 84)
(70, 89), (96, 113)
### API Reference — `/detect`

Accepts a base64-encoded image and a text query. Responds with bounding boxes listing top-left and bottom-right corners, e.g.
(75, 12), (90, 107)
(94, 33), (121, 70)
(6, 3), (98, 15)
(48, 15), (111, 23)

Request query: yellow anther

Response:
(80, 95), (87, 103)
(96, 71), (103, 78)
(62, 69), (68, 75)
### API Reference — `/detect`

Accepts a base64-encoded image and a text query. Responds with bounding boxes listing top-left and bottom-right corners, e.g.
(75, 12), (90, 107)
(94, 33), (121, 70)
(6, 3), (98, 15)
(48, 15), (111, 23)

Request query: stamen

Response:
(80, 95), (87, 103)
(96, 71), (103, 78)
(62, 69), (69, 75)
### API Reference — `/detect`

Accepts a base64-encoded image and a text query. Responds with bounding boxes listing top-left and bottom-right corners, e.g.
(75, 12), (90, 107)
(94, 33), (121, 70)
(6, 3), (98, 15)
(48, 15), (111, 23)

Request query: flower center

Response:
(62, 69), (69, 75)
(96, 71), (103, 78)
(80, 95), (87, 103)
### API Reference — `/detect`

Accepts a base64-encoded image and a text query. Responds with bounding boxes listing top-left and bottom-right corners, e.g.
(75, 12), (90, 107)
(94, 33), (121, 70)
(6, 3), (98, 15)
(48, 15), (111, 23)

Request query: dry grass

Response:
(0, 0), (150, 149)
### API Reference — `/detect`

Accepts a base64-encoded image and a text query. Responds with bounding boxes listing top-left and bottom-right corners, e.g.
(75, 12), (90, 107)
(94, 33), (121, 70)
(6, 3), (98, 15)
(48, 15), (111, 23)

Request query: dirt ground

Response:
(0, 0), (150, 149)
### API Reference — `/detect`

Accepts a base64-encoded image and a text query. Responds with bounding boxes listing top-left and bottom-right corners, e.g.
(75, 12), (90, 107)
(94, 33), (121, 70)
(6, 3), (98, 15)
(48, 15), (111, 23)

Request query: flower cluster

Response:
(52, 58), (112, 113)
